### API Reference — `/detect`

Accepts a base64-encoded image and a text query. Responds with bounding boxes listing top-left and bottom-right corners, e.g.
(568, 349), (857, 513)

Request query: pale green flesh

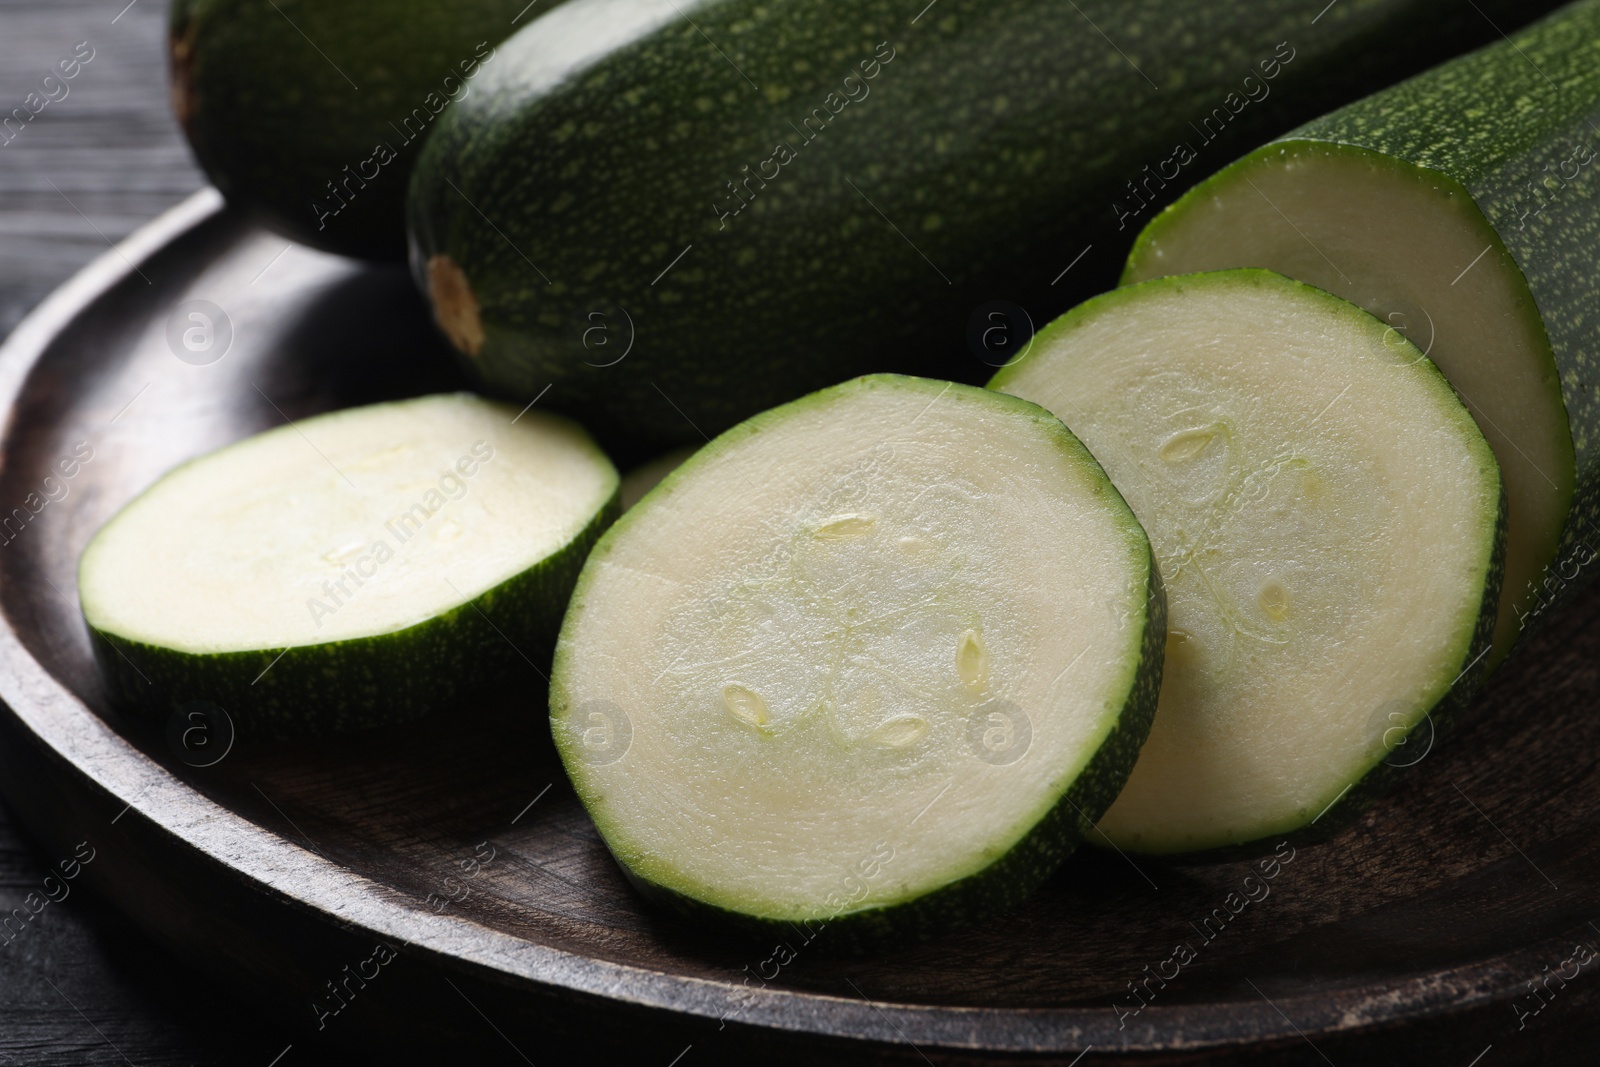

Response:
(1125, 144), (1571, 665)
(552, 377), (1151, 919)
(79, 393), (618, 653)
(995, 272), (1499, 853)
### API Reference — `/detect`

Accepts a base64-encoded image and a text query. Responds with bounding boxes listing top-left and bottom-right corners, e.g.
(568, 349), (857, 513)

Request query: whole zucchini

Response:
(170, 0), (547, 259)
(408, 0), (1561, 450)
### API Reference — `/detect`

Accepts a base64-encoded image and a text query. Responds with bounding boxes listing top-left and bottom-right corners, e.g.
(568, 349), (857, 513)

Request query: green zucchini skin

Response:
(169, 0), (545, 260)
(407, 0), (1561, 453)
(90, 491), (619, 741)
(625, 564), (1164, 953)
(1127, 0), (1600, 652)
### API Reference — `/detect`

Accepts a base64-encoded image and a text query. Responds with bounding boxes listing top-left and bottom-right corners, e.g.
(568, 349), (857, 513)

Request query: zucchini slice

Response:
(80, 393), (619, 738)
(1123, 1), (1600, 665)
(992, 271), (1503, 856)
(550, 375), (1162, 945)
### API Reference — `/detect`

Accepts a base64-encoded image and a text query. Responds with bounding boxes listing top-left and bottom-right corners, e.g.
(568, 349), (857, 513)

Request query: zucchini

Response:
(550, 375), (1163, 944)
(170, 0), (543, 259)
(407, 0), (1560, 451)
(1123, 0), (1600, 666)
(991, 271), (1503, 856)
(80, 393), (618, 739)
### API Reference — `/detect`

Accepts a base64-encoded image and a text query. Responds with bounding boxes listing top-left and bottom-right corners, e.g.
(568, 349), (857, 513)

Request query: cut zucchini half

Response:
(992, 271), (1504, 856)
(1124, 143), (1566, 668)
(551, 375), (1163, 945)
(1120, 1), (1600, 667)
(80, 392), (619, 738)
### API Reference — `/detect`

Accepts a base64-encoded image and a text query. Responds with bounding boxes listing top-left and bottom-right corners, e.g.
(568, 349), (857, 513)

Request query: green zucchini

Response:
(992, 271), (1503, 856)
(80, 393), (618, 739)
(170, 0), (545, 260)
(1123, 0), (1600, 666)
(407, 0), (1560, 451)
(550, 375), (1163, 945)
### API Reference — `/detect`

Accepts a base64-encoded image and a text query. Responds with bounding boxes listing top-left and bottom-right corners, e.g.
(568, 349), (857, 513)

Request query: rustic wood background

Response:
(0, 1), (340, 1062)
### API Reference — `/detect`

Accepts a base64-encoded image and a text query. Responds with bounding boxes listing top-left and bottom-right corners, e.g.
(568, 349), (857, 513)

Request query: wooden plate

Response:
(1, 190), (1597, 1065)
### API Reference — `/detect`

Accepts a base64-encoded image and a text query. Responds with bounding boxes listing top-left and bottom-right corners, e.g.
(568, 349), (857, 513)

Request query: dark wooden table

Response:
(0, 1), (342, 1062)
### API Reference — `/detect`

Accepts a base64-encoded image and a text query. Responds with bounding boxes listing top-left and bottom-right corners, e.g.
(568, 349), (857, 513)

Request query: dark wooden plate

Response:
(1, 190), (1597, 1066)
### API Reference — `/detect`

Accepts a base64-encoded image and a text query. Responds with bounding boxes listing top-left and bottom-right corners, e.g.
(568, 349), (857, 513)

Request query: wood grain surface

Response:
(0, 0), (200, 337)
(0, 2), (343, 1063)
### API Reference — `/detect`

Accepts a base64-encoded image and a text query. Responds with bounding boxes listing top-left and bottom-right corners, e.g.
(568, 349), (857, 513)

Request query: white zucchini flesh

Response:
(1123, 146), (1569, 665)
(993, 271), (1502, 855)
(551, 375), (1159, 928)
(80, 392), (616, 652)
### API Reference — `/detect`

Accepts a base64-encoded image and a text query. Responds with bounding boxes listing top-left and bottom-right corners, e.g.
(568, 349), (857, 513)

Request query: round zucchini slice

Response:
(551, 374), (1163, 947)
(80, 392), (618, 738)
(992, 270), (1504, 856)
(1123, 142), (1570, 669)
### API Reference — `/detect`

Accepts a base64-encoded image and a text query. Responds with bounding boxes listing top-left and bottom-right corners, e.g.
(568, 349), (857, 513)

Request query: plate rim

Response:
(0, 188), (1582, 1057)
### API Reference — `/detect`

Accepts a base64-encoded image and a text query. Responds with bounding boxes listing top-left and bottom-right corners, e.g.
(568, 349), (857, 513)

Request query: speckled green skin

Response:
(407, 0), (1560, 453)
(1127, 0), (1600, 652)
(549, 375), (1164, 952)
(170, 0), (544, 259)
(990, 271), (1506, 862)
(90, 492), (618, 741)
